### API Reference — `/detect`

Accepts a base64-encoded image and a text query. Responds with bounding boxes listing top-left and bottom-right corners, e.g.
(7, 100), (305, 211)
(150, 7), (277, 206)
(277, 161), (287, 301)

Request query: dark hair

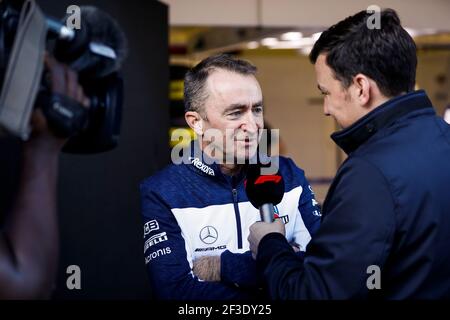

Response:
(184, 54), (257, 114)
(309, 9), (417, 97)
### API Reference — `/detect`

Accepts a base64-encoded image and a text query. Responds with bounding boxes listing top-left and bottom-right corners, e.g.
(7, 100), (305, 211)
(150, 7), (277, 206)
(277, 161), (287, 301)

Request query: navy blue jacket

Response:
(257, 90), (450, 299)
(140, 151), (321, 300)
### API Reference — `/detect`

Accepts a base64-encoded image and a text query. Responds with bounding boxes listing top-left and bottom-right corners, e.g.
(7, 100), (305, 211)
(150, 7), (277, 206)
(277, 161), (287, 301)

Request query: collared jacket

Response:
(257, 90), (450, 299)
(140, 151), (321, 300)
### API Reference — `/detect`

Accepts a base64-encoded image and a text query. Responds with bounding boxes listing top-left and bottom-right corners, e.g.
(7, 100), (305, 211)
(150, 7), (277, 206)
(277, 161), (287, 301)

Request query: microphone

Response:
(245, 164), (285, 222)
(50, 6), (128, 78)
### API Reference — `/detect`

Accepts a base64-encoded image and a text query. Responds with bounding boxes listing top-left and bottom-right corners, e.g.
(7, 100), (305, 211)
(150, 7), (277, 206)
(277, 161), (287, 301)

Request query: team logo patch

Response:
(274, 206), (289, 224)
(145, 247), (172, 264)
(199, 226), (218, 244)
(195, 245), (227, 252)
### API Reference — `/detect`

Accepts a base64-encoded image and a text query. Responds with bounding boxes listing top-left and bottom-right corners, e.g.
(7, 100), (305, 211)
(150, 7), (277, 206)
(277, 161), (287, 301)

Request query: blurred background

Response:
(164, 0), (450, 203)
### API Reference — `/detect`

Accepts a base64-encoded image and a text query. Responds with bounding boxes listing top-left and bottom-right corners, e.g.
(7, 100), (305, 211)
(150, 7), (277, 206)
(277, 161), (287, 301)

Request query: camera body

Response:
(0, 0), (125, 154)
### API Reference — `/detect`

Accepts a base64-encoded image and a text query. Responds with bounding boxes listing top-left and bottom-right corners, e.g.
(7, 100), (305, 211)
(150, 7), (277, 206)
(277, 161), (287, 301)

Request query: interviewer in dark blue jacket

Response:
(248, 8), (450, 299)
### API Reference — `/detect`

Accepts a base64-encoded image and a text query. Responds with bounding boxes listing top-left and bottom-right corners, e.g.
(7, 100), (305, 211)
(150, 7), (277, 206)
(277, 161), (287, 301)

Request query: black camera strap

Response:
(0, 0), (47, 140)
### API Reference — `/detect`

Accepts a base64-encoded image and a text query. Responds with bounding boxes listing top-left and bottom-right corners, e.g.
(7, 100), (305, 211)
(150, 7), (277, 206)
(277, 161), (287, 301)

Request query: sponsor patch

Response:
(144, 232), (168, 253)
(194, 245), (227, 252)
(189, 157), (215, 176)
(145, 247), (172, 264)
(144, 220), (159, 238)
(274, 206), (289, 224)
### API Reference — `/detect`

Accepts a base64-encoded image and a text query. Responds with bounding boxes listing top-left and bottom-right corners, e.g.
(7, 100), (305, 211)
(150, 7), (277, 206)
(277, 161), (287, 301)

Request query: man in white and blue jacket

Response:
(140, 54), (321, 299)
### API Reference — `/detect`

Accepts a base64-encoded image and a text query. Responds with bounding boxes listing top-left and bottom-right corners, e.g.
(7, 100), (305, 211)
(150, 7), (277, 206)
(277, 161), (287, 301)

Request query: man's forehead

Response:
(315, 55), (334, 83)
(315, 55), (330, 72)
(205, 70), (261, 103)
(207, 69), (257, 88)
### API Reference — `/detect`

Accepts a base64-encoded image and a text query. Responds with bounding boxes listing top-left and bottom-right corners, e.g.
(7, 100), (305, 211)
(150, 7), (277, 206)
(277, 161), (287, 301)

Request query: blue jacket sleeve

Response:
(140, 181), (256, 300)
(220, 250), (261, 288)
(256, 157), (396, 299)
(221, 250), (305, 289)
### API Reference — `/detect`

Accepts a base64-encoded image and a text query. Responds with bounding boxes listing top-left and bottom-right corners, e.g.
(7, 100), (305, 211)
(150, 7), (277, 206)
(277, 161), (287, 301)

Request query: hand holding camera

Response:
(0, 0), (127, 154)
(28, 53), (89, 152)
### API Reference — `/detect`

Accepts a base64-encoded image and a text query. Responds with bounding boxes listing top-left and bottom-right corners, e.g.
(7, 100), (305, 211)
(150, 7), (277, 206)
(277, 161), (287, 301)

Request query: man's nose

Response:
(323, 102), (330, 116)
(241, 112), (259, 134)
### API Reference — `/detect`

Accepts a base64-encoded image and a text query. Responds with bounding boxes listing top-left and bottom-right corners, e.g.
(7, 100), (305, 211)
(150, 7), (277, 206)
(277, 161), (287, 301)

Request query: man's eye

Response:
(253, 107), (263, 114)
(229, 111), (241, 117)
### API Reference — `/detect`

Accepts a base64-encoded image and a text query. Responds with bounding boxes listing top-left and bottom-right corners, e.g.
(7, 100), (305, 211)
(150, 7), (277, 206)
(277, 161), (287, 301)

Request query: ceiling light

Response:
(281, 32), (303, 41)
(261, 37), (278, 46)
(247, 41), (259, 49)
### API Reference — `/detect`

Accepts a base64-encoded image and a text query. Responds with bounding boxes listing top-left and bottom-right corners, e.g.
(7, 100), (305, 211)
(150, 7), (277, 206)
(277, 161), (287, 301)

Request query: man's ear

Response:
(352, 74), (371, 107)
(185, 111), (203, 136)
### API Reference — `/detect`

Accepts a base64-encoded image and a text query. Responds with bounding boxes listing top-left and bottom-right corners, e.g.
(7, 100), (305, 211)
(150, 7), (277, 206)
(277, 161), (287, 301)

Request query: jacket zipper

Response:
(232, 188), (243, 249)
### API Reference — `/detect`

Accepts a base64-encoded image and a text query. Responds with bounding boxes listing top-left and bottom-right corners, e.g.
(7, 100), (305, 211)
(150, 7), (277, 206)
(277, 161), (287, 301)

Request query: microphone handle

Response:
(259, 203), (275, 223)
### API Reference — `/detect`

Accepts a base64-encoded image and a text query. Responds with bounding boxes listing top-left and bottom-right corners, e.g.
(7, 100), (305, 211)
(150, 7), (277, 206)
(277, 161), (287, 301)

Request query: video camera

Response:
(0, 0), (127, 153)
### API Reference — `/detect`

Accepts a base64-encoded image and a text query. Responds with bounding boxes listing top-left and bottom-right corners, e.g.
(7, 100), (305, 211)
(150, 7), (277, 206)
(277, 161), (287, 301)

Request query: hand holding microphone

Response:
(245, 165), (286, 259)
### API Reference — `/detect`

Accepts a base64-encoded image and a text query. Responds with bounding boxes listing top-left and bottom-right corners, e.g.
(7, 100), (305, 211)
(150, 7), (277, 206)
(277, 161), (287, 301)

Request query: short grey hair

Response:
(184, 54), (257, 117)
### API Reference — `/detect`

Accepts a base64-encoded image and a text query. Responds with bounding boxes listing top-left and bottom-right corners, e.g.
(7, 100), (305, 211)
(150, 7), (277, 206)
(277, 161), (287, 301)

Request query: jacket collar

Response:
(186, 140), (221, 177)
(331, 90), (434, 155)
(185, 140), (248, 185)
